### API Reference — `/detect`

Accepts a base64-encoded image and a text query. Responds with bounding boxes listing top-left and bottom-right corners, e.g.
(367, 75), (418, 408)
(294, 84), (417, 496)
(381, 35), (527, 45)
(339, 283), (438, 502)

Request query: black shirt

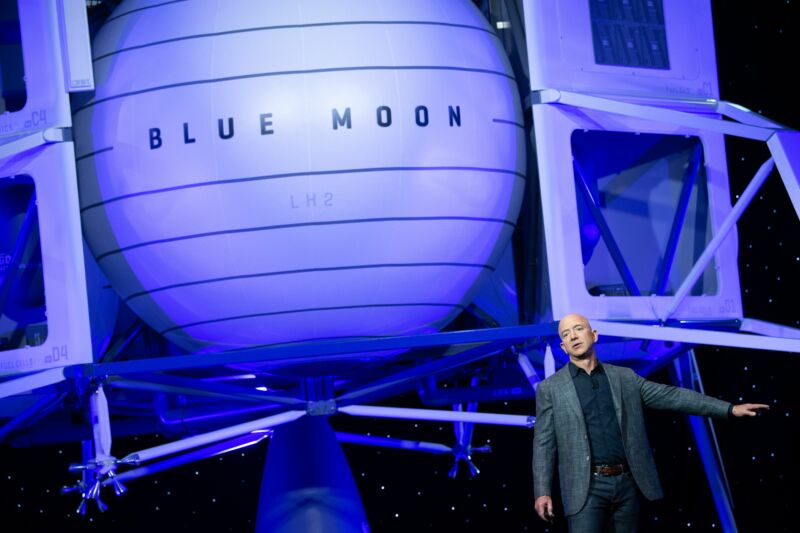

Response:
(569, 362), (627, 465)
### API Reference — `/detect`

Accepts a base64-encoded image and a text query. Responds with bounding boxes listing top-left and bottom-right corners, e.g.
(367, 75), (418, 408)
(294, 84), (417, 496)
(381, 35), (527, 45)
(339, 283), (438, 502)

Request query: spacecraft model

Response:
(0, 1), (798, 531)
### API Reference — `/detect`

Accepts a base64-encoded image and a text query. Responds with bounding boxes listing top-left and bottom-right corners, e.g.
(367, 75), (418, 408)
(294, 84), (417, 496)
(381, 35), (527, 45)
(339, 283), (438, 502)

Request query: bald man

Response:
(532, 313), (768, 532)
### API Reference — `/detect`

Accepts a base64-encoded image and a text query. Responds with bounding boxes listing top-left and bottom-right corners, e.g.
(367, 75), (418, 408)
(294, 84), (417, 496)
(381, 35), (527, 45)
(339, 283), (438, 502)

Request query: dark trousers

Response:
(567, 471), (640, 533)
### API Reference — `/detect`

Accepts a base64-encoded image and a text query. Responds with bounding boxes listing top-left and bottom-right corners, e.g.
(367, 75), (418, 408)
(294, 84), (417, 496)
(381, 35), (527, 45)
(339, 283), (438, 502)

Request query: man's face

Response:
(558, 314), (598, 360)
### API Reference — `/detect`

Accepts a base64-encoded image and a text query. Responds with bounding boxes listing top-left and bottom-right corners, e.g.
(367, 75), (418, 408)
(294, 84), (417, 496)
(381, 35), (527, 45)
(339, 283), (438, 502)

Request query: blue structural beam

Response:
(692, 166), (710, 286)
(0, 194), (37, 317)
(334, 339), (514, 406)
(653, 144), (703, 295)
(573, 159), (641, 296)
(766, 130), (800, 220)
(671, 352), (737, 533)
(335, 432), (452, 454)
(65, 323), (557, 379)
(0, 391), (64, 442)
(103, 433), (268, 485)
(99, 322), (143, 363)
(112, 372), (304, 406)
(661, 157), (774, 321)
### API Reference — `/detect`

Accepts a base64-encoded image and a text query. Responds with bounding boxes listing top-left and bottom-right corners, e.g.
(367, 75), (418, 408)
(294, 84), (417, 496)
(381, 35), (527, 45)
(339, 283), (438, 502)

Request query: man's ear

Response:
(592, 330), (599, 343)
(560, 341), (567, 353)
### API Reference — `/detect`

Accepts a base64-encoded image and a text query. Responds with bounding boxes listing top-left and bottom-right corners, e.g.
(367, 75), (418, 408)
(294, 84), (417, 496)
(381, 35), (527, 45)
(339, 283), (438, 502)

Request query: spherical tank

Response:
(74, 0), (526, 353)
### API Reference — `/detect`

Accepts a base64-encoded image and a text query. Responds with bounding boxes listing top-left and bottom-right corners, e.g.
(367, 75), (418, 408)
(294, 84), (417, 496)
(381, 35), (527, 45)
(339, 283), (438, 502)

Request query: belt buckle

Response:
(594, 464), (623, 476)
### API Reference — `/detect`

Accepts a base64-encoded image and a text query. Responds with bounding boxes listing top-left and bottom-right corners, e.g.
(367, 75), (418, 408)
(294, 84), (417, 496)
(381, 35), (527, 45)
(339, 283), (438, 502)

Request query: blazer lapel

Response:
(604, 364), (624, 427)
(557, 367), (584, 422)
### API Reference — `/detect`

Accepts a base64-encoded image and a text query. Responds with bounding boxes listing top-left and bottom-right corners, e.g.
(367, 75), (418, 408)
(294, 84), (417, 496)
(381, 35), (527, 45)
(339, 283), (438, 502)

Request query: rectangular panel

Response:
(523, 0), (718, 99)
(57, 0), (95, 92)
(0, 0), (71, 137)
(0, 143), (92, 375)
(0, 0), (26, 114)
(524, 0), (740, 322)
(589, 0), (669, 69)
(0, 174), (48, 352)
(532, 103), (742, 321)
(572, 131), (717, 297)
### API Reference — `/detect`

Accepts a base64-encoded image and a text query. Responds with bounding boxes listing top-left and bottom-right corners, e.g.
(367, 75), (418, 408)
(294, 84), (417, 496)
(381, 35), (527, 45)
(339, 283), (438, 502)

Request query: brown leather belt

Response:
(592, 463), (629, 476)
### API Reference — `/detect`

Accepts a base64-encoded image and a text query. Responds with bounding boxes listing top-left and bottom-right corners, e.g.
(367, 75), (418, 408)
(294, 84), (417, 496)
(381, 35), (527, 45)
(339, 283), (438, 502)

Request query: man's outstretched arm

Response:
(634, 370), (769, 418)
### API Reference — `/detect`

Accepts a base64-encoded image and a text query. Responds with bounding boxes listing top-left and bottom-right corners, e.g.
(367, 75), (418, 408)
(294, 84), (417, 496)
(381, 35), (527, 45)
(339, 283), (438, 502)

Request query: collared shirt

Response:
(569, 362), (626, 465)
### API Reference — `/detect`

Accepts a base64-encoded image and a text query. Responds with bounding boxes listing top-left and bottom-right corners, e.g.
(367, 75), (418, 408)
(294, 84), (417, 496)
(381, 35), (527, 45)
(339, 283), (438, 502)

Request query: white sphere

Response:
(74, 0), (525, 352)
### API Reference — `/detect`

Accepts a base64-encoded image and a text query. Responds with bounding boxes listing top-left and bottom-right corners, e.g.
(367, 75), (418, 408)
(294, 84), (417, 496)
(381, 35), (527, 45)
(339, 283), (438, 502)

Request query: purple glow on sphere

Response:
(75, 0), (525, 352)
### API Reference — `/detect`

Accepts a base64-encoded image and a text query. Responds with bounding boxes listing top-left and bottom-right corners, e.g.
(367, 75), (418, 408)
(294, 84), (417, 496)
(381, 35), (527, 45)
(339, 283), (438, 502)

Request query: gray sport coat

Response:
(532, 362), (731, 516)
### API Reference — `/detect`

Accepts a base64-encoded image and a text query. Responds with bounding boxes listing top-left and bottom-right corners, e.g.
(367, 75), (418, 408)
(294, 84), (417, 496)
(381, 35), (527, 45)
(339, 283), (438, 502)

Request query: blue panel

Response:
(0, 0), (26, 113)
(0, 175), (47, 352)
(590, 0), (670, 69)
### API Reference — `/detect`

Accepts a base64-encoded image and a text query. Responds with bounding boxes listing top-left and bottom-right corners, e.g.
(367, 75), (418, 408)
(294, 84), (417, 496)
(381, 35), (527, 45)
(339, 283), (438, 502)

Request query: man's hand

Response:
(732, 403), (769, 417)
(534, 495), (554, 523)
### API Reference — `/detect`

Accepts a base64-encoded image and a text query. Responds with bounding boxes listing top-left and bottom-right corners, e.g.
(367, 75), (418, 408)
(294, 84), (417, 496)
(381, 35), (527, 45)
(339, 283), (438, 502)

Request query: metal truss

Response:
(1, 316), (797, 513)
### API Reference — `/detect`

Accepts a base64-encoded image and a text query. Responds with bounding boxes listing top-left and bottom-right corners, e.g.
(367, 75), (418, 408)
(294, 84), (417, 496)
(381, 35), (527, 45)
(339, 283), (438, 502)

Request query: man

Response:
(532, 313), (768, 532)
